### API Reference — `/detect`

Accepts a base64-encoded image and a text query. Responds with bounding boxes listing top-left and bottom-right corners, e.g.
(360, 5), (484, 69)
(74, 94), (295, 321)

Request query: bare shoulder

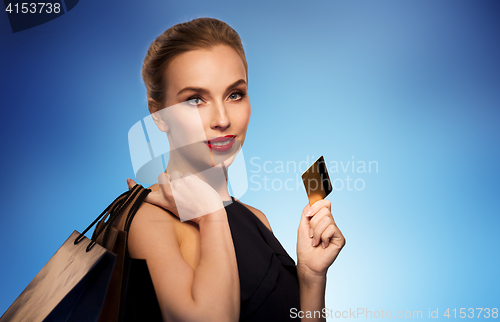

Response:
(234, 198), (272, 232)
(128, 184), (201, 269)
(127, 199), (181, 260)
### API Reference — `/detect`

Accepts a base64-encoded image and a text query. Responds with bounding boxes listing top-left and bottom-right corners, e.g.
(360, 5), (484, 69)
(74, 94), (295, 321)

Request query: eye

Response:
(185, 96), (203, 106)
(228, 91), (246, 101)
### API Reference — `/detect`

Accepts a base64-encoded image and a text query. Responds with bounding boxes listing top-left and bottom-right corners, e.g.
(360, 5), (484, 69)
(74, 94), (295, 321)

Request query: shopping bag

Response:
(1, 183), (153, 322)
(0, 231), (116, 322)
(91, 184), (154, 322)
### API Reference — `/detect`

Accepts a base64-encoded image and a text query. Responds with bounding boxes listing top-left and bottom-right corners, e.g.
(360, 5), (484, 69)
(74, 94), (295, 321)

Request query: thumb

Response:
(126, 178), (137, 190)
(298, 203), (312, 236)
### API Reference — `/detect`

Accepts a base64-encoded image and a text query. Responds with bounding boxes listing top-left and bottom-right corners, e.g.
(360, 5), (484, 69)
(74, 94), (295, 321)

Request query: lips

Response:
(204, 135), (236, 152)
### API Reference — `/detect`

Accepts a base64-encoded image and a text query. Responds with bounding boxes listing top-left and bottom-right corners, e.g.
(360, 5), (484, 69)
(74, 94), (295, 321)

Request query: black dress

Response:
(123, 196), (301, 321)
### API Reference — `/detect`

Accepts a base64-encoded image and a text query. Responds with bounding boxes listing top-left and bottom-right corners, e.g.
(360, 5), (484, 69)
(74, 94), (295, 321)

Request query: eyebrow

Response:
(176, 79), (247, 97)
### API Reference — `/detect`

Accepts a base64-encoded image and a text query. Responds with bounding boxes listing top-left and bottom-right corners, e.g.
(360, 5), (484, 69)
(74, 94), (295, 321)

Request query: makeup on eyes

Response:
(185, 90), (246, 106)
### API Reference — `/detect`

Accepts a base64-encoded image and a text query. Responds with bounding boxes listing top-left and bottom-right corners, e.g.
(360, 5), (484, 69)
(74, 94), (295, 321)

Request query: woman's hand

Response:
(126, 171), (223, 224)
(296, 199), (345, 282)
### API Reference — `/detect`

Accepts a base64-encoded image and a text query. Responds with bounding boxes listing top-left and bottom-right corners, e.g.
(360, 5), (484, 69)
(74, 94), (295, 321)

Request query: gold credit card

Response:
(301, 156), (332, 205)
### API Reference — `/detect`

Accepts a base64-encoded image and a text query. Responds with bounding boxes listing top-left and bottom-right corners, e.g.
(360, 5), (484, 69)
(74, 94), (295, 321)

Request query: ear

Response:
(148, 97), (169, 132)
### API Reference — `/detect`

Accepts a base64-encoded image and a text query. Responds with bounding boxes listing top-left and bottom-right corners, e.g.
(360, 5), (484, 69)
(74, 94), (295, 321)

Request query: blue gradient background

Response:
(1, 0), (498, 320)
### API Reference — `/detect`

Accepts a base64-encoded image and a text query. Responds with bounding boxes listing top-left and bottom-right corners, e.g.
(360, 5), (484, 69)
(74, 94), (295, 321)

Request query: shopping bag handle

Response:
(74, 184), (150, 252)
(99, 184), (151, 253)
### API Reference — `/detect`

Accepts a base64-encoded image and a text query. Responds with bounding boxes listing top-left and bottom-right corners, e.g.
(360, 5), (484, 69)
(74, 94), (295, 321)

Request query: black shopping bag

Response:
(0, 230), (116, 322)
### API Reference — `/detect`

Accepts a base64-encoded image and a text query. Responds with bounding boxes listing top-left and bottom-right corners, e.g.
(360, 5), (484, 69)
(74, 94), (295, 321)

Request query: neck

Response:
(165, 150), (231, 202)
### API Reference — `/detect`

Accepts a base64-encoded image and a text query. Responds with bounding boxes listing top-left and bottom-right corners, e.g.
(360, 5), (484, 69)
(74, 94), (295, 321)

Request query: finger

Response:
(299, 203), (313, 237)
(157, 173), (172, 192)
(312, 215), (332, 247)
(169, 170), (182, 181)
(146, 189), (178, 216)
(140, 173), (177, 215)
(158, 173), (175, 199)
(144, 190), (164, 207)
(158, 172), (169, 185)
(331, 225), (346, 248)
(302, 202), (312, 217)
(320, 224), (336, 249)
(306, 199), (331, 217)
(309, 207), (330, 231)
(126, 178), (136, 190)
(306, 206), (330, 239)
(311, 205), (342, 233)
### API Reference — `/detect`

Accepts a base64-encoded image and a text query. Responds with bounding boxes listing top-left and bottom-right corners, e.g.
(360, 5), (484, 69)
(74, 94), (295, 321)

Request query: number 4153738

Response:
(5, 3), (61, 14)
(444, 308), (498, 319)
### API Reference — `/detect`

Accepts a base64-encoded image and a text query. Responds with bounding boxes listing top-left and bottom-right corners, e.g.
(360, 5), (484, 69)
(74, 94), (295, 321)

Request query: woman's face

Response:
(155, 44), (250, 172)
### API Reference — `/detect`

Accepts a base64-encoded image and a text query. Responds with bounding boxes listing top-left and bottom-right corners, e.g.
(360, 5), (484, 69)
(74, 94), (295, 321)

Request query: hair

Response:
(142, 17), (248, 109)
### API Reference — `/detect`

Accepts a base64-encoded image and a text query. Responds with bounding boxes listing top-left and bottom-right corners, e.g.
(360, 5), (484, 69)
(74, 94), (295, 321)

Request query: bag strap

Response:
(74, 189), (130, 246)
(97, 184), (152, 253)
(123, 186), (151, 258)
(99, 184), (144, 248)
(75, 184), (151, 252)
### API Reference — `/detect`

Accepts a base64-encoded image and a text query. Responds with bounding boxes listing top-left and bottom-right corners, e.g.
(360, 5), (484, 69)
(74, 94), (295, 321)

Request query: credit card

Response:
(301, 156), (332, 205)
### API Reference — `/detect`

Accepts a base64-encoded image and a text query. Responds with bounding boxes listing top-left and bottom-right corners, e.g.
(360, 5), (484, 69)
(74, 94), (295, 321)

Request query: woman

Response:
(125, 17), (345, 322)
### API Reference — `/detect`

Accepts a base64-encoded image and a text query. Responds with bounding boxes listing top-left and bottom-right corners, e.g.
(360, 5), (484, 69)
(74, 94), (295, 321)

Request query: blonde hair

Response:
(142, 17), (248, 107)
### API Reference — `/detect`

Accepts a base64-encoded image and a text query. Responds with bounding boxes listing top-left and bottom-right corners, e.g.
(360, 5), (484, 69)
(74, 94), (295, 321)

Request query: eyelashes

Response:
(185, 91), (246, 106)
(186, 96), (203, 106)
(228, 92), (246, 101)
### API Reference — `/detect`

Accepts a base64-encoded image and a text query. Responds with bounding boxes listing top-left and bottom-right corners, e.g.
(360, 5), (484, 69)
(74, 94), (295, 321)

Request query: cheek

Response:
(167, 110), (207, 145)
(232, 105), (251, 131)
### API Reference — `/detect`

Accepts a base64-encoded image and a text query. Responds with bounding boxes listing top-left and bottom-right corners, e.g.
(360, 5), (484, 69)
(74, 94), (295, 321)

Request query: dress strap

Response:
(223, 196), (235, 207)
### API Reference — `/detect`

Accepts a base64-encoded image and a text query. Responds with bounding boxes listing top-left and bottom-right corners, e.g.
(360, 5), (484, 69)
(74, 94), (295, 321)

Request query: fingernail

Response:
(312, 239), (316, 247)
(306, 210), (312, 217)
(309, 228), (313, 238)
(322, 241), (327, 249)
(126, 178), (130, 184)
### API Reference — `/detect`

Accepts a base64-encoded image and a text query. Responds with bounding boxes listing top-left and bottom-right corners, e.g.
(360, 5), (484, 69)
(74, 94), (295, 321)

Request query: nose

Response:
(209, 101), (231, 131)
